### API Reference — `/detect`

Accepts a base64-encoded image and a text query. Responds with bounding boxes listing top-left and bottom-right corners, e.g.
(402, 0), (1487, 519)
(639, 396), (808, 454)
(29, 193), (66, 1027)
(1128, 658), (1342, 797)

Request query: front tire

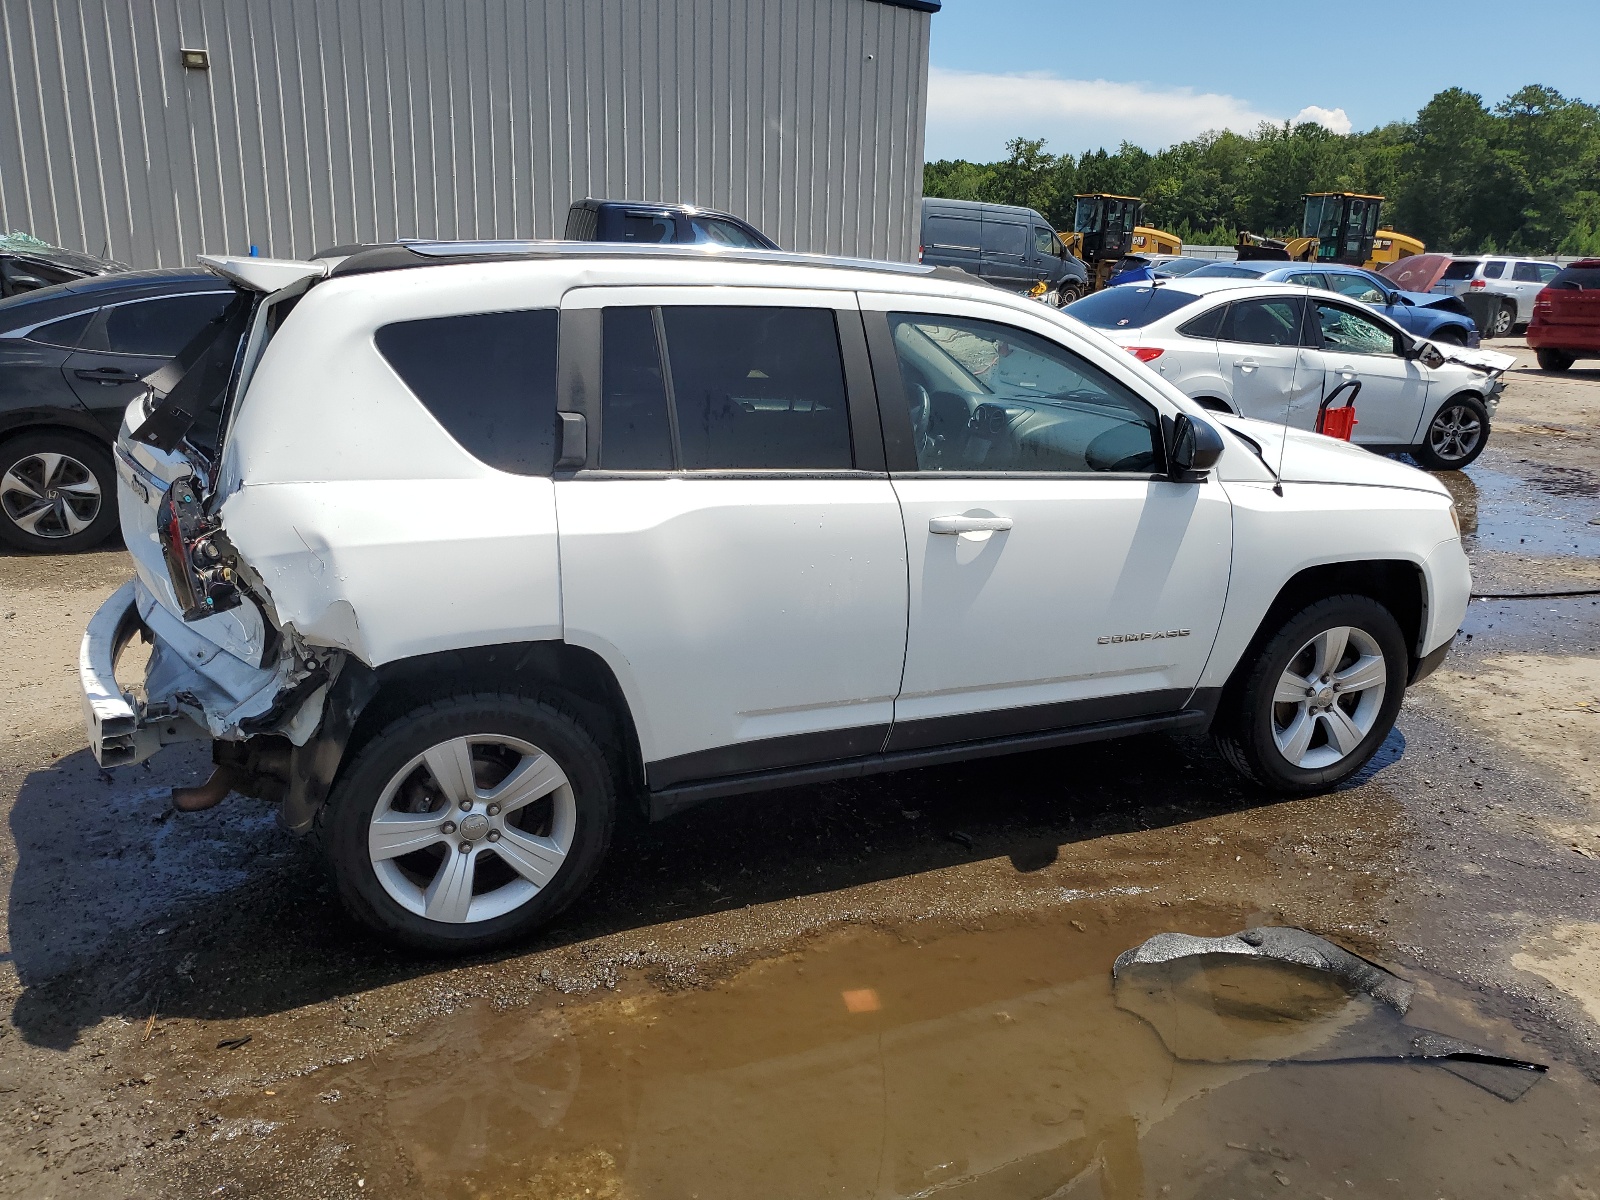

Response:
(323, 692), (617, 954)
(1215, 595), (1408, 794)
(1431, 326), (1467, 347)
(0, 430), (120, 553)
(1536, 348), (1574, 372)
(1413, 394), (1489, 470)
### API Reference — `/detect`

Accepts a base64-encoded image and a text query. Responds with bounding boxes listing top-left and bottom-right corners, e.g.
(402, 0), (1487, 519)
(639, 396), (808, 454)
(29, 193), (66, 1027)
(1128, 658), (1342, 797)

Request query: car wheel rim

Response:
(1493, 309), (1512, 336)
(1427, 405), (1482, 463)
(0, 451), (102, 538)
(1271, 625), (1387, 770)
(368, 734), (577, 925)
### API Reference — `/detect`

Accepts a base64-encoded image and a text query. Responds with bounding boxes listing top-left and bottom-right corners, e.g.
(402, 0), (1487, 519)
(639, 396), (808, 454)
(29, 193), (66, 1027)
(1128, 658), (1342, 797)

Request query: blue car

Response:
(1106, 254), (1214, 286)
(1184, 259), (1480, 346)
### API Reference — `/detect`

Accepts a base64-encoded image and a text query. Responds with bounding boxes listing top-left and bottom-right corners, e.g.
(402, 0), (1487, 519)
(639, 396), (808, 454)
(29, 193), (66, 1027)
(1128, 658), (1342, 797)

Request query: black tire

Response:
(1412, 393), (1489, 471)
(0, 430), (120, 553)
(1214, 595), (1408, 794)
(323, 692), (617, 954)
(1430, 326), (1467, 347)
(1536, 348), (1575, 372)
(1490, 301), (1514, 339)
(1061, 280), (1087, 305)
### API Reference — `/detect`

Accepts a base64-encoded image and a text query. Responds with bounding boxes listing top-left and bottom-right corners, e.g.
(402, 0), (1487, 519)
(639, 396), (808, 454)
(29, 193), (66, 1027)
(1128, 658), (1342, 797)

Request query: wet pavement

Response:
(2, 340), (1599, 1198)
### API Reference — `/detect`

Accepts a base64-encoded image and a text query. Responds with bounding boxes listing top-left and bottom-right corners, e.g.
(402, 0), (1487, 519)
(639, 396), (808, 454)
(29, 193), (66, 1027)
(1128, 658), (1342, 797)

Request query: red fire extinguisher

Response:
(1315, 378), (1360, 441)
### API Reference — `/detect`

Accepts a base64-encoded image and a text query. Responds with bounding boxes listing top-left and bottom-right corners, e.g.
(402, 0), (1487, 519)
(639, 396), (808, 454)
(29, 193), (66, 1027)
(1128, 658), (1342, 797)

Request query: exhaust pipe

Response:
(172, 764), (240, 812)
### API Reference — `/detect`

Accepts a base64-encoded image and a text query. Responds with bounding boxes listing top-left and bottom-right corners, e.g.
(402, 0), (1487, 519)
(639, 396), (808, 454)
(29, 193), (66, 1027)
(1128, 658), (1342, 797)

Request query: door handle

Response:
(74, 367), (139, 384)
(1337, 365), (1358, 376)
(930, 515), (1013, 535)
(1234, 357), (1258, 372)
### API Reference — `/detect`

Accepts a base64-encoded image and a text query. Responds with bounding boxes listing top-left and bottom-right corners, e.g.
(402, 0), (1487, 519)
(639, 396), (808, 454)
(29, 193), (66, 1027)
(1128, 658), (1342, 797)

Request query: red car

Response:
(1528, 259), (1600, 371)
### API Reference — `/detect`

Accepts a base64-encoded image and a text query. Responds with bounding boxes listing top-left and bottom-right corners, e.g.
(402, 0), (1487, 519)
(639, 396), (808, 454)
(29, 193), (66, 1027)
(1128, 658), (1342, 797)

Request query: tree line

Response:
(923, 86), (1600, 256)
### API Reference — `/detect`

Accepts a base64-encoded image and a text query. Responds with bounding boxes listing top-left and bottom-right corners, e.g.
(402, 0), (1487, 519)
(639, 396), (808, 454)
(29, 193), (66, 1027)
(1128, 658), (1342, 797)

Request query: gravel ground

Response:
(2, 339), (1597, 1197)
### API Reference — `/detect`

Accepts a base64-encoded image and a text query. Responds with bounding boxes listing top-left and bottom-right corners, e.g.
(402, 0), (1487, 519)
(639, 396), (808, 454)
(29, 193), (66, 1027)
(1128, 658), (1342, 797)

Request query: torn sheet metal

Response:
(1114, 927), (1546, 1102)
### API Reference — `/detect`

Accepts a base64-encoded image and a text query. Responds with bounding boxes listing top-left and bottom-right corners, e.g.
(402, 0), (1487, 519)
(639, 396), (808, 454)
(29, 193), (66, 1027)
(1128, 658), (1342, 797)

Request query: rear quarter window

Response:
(1440, 260), (1480, 280)
(1063, 285), (1200, 329)
(375, 310), (559, 476)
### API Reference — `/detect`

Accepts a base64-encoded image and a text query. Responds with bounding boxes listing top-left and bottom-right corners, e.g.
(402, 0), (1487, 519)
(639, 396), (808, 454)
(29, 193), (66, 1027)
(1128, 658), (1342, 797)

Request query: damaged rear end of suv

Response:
(81, 255), (350, 805)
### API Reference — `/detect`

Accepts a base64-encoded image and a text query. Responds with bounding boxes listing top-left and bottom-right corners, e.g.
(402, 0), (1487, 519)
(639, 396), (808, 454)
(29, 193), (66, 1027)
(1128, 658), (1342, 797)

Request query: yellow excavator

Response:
(1060, 194), (1183, 291)
(1237, 192), (1424, 271)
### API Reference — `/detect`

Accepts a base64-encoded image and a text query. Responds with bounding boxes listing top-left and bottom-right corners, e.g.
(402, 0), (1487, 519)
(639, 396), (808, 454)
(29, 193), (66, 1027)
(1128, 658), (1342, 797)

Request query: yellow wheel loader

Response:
(1237, 193), (1424, 271)
(1060, 194), (1182, 291)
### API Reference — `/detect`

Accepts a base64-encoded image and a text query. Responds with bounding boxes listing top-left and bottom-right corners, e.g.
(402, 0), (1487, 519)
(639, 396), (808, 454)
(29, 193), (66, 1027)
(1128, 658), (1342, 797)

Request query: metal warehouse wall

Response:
(0, 0), (931, 268)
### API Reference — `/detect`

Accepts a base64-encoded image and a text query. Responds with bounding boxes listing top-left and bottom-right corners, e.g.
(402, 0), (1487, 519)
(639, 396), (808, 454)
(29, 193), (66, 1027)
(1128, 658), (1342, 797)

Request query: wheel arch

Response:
(1217, 559), (1427, 712)
(266, 640), (648, 833)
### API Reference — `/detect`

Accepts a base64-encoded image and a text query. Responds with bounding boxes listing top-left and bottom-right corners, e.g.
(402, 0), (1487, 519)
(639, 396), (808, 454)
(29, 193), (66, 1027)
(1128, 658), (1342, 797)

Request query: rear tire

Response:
(1412, 394), (1489, 471)
(1214, 595), (1408, 794)
(323, 692), (617, 954)
(0, 430), (119, 553)
(1536, 348), (1575, 372)
(1490, 302), (1514, 338)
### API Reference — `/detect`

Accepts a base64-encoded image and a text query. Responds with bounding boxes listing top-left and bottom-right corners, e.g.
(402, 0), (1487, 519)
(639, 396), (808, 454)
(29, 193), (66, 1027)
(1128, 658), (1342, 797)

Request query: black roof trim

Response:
(872, 0), (940, 11)
(327, 240), (940, 281)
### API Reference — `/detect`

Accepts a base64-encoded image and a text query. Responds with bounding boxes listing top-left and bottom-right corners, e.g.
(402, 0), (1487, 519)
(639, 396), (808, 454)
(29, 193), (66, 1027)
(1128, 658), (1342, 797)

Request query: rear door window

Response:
(1512, 261), (1543, 283)
(659, 307), (853, 469)
(1285, 271), (1328, 289)
(617, 213), (678, 243)
(690, 218), (764, 248)
(1063, 285), (1199, 328)
(600, 307), (674, 469)
(1480, 261), (1506, 279)
(1217, 298), (1304, 346)
(924, 216), (981, 251)
(375, 309), (559, 475)
(100, 292), (232, 356)
(27, 310), (94, 348)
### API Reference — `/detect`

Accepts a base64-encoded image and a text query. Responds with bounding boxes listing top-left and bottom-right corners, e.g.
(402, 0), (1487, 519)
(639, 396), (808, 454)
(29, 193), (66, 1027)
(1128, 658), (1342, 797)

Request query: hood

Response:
(1430, 344), (1515, 375)
(1215, 414), (1450, 495)
(1397, 288), (1469, 313)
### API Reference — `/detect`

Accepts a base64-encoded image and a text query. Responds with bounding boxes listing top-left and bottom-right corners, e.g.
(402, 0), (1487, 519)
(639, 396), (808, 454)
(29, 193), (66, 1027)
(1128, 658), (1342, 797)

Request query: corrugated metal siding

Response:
(0, 0), (929, 268)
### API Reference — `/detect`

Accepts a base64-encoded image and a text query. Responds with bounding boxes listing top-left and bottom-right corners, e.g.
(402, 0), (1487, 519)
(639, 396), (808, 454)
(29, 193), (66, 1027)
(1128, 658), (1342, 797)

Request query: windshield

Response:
(1155, 257), (1210, 277)
(1073, 197), (1101, 233)
(1551, 265), (1600, 290)
(1064, 285), (1202, 328)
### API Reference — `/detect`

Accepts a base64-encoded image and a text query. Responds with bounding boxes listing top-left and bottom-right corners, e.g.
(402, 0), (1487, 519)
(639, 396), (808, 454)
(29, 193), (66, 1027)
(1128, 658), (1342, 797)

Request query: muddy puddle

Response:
(194, 911), (1600, 1198)
(1441, 459), (1600, 579)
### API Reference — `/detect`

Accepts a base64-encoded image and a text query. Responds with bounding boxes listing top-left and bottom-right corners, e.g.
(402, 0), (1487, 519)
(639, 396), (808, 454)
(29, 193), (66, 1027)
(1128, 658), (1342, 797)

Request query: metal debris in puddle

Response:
(1114, 926), (1546, 1100)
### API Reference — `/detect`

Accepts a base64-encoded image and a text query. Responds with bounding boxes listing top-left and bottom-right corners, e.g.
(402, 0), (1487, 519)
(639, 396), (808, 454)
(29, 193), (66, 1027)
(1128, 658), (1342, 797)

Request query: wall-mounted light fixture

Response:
(179, 47), (209, 70)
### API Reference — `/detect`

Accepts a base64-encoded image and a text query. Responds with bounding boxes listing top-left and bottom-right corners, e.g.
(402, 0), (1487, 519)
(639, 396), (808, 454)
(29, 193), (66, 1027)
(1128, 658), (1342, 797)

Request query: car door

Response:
(1509, 261), (1549, 322)
(979, 216), (1033, 292)
(61, 290), (232, 432)
(1213, 295), (1322, 423)
(1301, 298), (1431, 447)
(861, 294), (1231, 747)
(554, 288), (909, 791)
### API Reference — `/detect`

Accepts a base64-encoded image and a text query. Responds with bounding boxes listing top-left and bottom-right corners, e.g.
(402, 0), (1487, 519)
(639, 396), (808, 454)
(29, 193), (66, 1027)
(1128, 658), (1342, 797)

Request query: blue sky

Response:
(925, 0), (1600, 162)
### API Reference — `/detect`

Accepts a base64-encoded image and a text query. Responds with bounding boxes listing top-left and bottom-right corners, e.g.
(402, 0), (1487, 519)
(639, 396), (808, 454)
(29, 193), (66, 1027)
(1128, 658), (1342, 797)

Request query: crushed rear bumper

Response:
(79, 580), (208, 766)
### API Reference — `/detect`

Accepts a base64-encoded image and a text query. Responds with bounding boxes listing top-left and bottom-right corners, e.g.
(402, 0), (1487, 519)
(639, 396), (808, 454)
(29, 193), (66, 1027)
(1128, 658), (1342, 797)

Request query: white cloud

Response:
(924, 67), (1349, 161)
(1291, 105), (1353, 135)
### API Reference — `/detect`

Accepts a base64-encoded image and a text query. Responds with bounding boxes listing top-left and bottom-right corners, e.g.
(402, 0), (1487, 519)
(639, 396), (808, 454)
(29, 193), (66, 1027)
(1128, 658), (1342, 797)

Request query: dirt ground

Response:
(2, 341), (1599, 1198)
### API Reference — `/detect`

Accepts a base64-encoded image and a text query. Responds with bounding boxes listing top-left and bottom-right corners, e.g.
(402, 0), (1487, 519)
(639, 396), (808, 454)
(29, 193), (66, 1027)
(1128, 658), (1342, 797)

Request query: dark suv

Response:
(0, 269), (233, 551)
(564, 199), (779, 249)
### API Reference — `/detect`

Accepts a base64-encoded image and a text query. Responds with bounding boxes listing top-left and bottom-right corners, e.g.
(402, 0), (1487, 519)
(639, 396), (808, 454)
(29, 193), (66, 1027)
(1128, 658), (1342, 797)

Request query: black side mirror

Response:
(1406, 340), (1446, 369)
(8, 274), (48, 293)
(1167, 413), (1225, 480)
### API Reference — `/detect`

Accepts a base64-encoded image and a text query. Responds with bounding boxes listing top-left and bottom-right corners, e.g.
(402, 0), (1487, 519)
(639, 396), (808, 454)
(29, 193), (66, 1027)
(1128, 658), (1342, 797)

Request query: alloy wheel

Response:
(0, 451), (102, 538)
(1491, 305), (1513, 337)
(1427, 404), (1483, 465)
(368, 734), (577, 924)
(1271, 625), (1388, 769)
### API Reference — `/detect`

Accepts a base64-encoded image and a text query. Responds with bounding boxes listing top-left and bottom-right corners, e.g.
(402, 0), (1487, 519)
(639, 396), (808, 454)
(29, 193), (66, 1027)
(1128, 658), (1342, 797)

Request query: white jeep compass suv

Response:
(80, 242), (1469, 953)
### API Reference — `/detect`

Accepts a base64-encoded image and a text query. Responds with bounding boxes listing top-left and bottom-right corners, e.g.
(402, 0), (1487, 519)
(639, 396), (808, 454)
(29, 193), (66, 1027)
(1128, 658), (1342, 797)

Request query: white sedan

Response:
(1065, 279), (1513, 470)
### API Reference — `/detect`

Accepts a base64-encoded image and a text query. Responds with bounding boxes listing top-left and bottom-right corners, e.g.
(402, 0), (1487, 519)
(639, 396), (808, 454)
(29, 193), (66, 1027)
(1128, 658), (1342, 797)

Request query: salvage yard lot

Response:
(2, 341), (1599, 1197)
